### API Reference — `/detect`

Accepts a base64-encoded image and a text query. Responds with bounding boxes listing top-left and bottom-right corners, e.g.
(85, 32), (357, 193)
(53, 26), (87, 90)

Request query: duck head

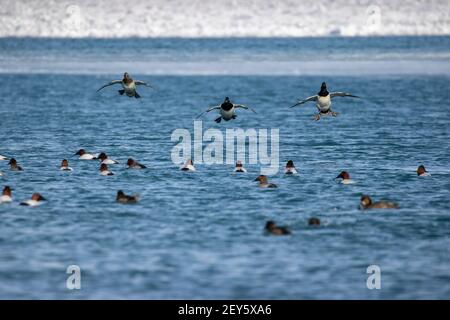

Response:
(31, 193), (46, 201)
(360, 195), (372, 208)
(335, 171), (350, 180)
(254, 175), (268, 184)
(75, 149), (86, 156)
(2, 186), (12, 196)
(417, 165), (427, 176)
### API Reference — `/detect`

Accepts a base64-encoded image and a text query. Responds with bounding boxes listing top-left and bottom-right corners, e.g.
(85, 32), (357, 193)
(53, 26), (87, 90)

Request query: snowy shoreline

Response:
(1, 0), (449, 38)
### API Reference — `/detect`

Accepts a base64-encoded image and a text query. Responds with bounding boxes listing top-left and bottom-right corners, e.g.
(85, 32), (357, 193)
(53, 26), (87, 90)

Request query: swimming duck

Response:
(99, 163), (114, 176)
(234, 160), (247, 173)
(20, 193), (46, 206)
(308, 217), (321, 226)
(290, 82), (360, 121)
(254, 175), (277, 188)
(285, 160), (298, 174)
(127, 158), (147, 169)
(116, 190), (139, 204)
(97, 72), (153, 98)
(196, 97), (256, 123)
(335, 171), (355, 184)
(265, 221), (291, 235)
(8, 158), (23, 171)
(180, 159), (195, 171)
(0, 186), (12, 203)
(97, 152), (119, 165)
(60, 159), (73, 171)
(417, 165), (429, 176)
(75, 149), (97, 160)
(360, 195), (399, 210)
(0, 155), (9, 161)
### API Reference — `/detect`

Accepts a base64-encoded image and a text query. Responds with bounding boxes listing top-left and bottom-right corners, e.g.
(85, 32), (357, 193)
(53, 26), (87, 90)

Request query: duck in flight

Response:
(196, 97), (256, 123)
(290, 82), (360, 121)
(97, 72), (153, 98)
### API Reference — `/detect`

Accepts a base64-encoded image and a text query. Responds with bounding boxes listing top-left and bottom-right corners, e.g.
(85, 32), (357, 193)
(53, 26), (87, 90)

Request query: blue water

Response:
(0, 37), (449, 299)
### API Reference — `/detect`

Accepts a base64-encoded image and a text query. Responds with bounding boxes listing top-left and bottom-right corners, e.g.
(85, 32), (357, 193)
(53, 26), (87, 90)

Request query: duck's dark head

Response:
(2, 186), (12, 196)
(254, 175), (268, 183)
(32, 193), (46, 201)
(417, 165), (427, 176)
(127, 158), (135, 166)
(265, 220), (276, 230)
(8, 158), (17, 165)
(98, 152), (107, 161)
(61, 159), (69, 167)
(360, 195), (372, 208)
(318, 82), (329, 96)
(308, 217), (321, 226)
(75, 149), (85, 156)
(286, 160), (295, 168)
(117, 190), (125, 199)
(100, 163), (108, 171)
(224, 97), (230, 103)
(335, 171), (350, 180)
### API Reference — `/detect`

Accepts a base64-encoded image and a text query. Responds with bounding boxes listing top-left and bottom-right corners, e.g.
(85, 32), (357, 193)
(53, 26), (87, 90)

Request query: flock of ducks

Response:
(0, 73), (432, 235)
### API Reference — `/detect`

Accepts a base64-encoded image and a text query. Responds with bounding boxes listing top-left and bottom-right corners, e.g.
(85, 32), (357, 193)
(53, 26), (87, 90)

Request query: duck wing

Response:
(290, 95), (318, 108)
(97, 80), (122, 92)
(330, 92), (360, 98)
(233, 104), (257, 114)
(195, 105), (221, 119)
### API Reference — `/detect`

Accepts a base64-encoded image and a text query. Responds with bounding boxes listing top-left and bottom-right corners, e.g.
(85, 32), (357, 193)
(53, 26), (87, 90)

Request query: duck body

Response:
(265, 221), (291, 235)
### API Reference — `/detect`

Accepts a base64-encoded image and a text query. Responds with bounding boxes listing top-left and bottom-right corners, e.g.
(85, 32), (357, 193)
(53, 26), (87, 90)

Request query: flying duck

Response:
(97, 72), (153, 98)
(196, 97), (256, 123)
(290, 82), (360, 121)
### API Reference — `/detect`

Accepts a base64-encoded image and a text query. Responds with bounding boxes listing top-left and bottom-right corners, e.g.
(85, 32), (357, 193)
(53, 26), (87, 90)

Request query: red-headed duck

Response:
(254, 175), (277, 188)
(116, 190), (139, 204)
(360, 195), (399, 210)
(196, 97), (257, 123)
(99, 163), (114, 176)
(97, 72), (153, 99)
(127, 158), (147, 169)
(97, 152), (119, 165)
(0, 186), (12, 203)
(75, 149), (97, 160)
(335, 170), (355, 184)
(265, 221), (291, 235)
(180, 159), (195, 171)
(20, 193), (46, 207)
(234, 160), (247, 173)
(8, 158), (23, 171)
(285, 160), (298, 174)
(60, 159), (73, 171)
(290, 82), (360, 121)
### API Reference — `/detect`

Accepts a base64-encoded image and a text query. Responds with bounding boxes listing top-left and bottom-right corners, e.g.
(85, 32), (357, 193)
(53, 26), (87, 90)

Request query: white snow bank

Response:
(0, 0), (449, 37)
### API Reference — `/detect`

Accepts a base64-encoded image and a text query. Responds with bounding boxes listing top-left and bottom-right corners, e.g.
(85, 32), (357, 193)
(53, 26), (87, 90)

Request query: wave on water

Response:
(0, 0), (449, 38)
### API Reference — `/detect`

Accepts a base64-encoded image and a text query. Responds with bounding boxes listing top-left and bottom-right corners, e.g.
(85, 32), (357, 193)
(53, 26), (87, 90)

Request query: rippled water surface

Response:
(0, 37), (449, 299)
